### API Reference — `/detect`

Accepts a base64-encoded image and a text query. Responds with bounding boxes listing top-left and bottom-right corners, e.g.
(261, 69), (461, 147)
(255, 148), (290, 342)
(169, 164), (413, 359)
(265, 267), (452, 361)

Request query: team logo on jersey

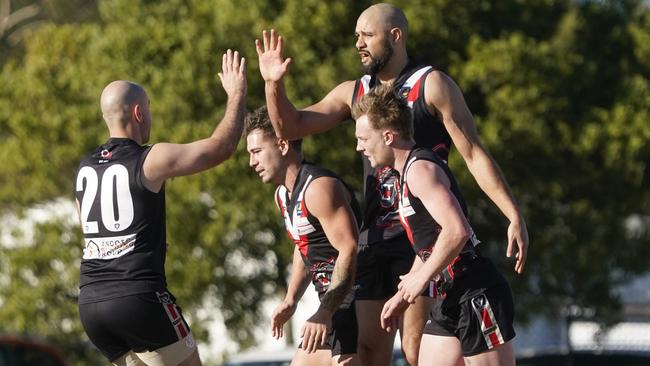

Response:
(398, 86), (411, 99)
(375, 167), (398, 209)
(157, 291), (173, 304)
(82, 233), (136, 260)
(99, 149), (113, 163)
(83, 240), (100, 259)
(472, 295), (486, 310)
(100, 149), (112, 159)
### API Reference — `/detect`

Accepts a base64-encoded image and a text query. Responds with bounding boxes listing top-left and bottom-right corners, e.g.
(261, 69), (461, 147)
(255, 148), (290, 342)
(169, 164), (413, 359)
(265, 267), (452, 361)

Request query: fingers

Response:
(271, 325), (282, 339)
(301, 326), (315, 353)
(220, 51), (227, 77)
(380, 304), (392, 331)
(271, 319), (283, 339)
(255, 38), (263, 56)
(259, 29), (283, 52)
(277, 35), (284, 53)
(282, 57), (292, 70)
(262, 29), (269, 51)
(232, 50), (239, 71)
(270, 29), (277, 50)
(219, 49), (246, 81)
(506, 234), (514, 258)
(516, 240), (527, 274)
(300, 324), (327, 353)
(239, 56), (246, 75)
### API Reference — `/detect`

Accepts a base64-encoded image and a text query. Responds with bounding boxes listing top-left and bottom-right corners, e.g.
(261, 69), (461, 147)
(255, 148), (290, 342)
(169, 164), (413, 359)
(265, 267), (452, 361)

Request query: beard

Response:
(360, 38), (394, 75)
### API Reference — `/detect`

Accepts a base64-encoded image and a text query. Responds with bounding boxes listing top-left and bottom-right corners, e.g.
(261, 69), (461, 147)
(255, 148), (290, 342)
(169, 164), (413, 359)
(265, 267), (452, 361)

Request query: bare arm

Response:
(142, 50), (247, 192)
(397, 161), (471, 303)
(271, 245), (311, 339)
(306, 177), (358, 314)
(256, 29), (354, 140)
(298, 176), (358, 352)
(285, 245), (312, 304)
(425, 70), (528, 273)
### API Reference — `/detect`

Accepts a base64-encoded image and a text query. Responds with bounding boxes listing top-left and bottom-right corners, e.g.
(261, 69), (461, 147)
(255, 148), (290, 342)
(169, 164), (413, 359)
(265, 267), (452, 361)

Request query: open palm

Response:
(256, 29), (292, 82)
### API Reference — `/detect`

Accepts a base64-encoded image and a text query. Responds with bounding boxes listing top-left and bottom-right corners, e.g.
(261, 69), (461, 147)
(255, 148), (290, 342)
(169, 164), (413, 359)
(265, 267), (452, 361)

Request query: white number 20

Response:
(76, 164), (135, 234)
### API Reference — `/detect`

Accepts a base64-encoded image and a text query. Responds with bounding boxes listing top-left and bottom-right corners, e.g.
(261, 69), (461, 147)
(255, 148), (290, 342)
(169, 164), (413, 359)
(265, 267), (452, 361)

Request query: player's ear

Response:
(390, 27), (403, 44)
(383, 130), (394, 145)
(278, 138), (290, 155)
(133, 104), (143, 123)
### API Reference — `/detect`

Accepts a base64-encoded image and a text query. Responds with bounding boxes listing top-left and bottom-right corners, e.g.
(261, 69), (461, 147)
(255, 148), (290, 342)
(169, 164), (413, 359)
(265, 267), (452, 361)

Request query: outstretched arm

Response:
(271, 245), (311, 340)
(425, 70), (528, 273)
(298, 177), (359, 353)
(256, 29), (354, 140)
(142, 49), (247, 192)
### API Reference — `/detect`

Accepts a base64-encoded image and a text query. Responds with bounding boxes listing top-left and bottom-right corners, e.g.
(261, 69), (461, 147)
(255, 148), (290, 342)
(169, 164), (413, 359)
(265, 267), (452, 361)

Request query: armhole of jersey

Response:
(299, 174), (316, 217)
(403, 156), (418, 198)
(351, 79), (361, 106)
(417, 67), (436, 120)
(137, 144), (156, 193)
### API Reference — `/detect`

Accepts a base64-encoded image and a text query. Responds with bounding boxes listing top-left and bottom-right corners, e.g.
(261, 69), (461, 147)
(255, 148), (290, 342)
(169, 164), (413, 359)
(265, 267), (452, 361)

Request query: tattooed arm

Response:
(298, 176), (359, 353)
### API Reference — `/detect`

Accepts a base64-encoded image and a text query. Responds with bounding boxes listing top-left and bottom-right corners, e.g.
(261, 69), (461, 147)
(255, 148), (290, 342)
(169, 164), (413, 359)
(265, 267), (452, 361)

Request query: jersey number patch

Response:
(76, 164), (135, 234)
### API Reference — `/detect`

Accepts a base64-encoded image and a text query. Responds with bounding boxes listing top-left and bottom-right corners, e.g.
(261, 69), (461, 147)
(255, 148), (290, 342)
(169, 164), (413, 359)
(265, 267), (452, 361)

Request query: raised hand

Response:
(255, 29), (292, 82)
(218, 49), (247, 98)
(271, 300), (297, 340)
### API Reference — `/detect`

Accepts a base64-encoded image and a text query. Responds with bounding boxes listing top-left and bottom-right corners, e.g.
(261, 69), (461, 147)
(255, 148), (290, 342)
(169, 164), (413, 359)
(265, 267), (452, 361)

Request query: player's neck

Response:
(109, 129), (141, 145)
(393, 139), (415, 176)
(375, 52), (409, 84)
(283, 160), (302, 194)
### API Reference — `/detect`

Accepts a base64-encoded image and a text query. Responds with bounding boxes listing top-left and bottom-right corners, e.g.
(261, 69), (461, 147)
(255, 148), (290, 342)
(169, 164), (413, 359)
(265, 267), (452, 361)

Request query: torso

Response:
(351, 60), (452, 245)
(397, 147), (478, 260)
(398, 147), (507, 304)
(74, 138), (167, 304)
(276, 162), (361, 293)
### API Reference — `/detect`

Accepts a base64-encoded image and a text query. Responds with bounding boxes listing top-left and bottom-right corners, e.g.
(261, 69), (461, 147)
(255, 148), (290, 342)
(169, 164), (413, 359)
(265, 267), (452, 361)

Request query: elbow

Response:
(273, 122), (299, 140)
(449, 223), (471, 250)
(338, 245), (357, 263)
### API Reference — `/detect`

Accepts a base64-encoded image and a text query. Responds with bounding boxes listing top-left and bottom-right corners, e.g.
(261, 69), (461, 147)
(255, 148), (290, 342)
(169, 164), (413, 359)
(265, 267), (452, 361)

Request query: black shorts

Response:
(354, 235), (415, 300)
(329, 299), (358, 355)
(79, 291), (191, 361)
(424, 283), (515, 356)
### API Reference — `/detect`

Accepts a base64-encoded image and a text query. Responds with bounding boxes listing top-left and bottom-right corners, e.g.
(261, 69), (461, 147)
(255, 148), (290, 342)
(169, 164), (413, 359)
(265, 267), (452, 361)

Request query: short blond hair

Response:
(351, 84), (413, 139)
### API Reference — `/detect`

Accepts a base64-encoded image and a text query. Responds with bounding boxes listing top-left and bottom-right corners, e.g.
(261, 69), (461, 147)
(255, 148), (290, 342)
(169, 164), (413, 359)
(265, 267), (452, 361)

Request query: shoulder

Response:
(304, 176), (347, 216)
(328, 80), (357, 105)
(424, 70), (456, 95)
(423, 70), (466, 109)
(406, 159), (450, 197)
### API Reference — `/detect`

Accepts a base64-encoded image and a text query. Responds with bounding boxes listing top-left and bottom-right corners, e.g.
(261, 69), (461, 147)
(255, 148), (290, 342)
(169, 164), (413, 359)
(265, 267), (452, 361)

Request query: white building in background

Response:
(514, 272), (650, 355)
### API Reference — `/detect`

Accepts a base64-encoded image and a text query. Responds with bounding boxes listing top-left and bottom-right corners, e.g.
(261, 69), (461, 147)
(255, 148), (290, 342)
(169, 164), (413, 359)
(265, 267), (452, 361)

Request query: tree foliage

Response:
(0, 0), (649, 364)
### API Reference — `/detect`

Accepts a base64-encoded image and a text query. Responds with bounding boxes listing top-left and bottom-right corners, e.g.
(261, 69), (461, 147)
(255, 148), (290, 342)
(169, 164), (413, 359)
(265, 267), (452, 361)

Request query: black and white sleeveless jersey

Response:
(74, 138), (166, 304)
(399, 147), (508, 303)
(275, 162), (361, 294)
(351, 60), (452, 245)
(397, 147), (479, 261)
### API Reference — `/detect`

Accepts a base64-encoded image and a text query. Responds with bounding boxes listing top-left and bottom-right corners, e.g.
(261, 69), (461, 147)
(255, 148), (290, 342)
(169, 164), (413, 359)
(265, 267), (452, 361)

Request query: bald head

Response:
(359, 3), (408, 37)
(100, 80), (148, 128)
